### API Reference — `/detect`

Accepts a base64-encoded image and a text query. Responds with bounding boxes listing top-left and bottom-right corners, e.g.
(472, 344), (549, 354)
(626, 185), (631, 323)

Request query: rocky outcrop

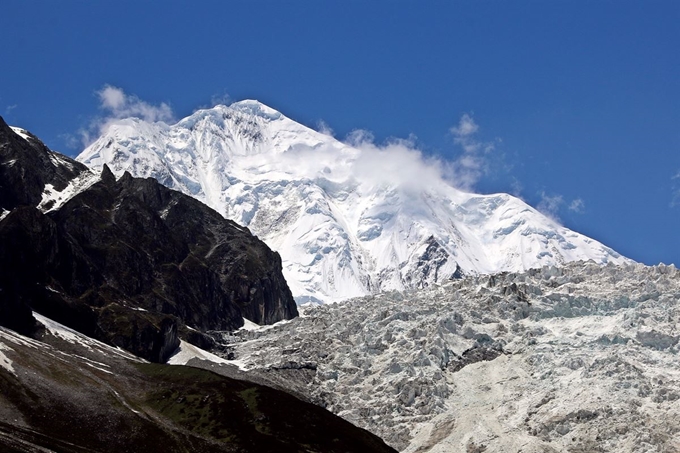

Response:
(0, 117), (297, 362)
(0, 116), (89, 211)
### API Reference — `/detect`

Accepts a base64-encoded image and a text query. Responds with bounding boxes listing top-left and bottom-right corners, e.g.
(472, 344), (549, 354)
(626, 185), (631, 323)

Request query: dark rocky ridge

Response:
(0, 117), (297, 362)
(0, 116), (89, 211)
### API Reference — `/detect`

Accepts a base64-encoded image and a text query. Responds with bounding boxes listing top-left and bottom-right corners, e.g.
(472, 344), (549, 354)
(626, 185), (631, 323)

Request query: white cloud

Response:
(76, 85), (175, 148)
(243, 129), (449, 201)
(450, 113), (479, 138)
(672, 171), (680, 208)
(4, 104), (17, 115)
(449, 113), (496, 191)
(536, 192), (585, 220)
(97, 85), (174, 123)
(210, 91), (232, 107)
(568, 198), (585, 213)
(537, 191), (564, 220)
(99, 86), (126, 110)
(315, 119), (335, 137)
(350, 135), (449, 195)
(286, 115), (501, 198)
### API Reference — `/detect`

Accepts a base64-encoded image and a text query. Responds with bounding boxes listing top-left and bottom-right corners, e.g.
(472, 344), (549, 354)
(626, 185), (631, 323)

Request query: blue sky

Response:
(1, 1), (678, 265)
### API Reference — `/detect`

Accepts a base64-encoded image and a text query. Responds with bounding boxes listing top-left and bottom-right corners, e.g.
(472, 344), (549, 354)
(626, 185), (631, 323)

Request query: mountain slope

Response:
(0, 314), (397, 453)
(0, 117), (297, 362)
(78, 100), (630, 303)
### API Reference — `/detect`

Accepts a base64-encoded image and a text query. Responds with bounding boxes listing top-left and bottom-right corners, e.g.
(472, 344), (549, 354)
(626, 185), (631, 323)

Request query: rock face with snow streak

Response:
(0, 116), (94, 213)
(78, 101), (630, 303)
(225, 262), (680, 452)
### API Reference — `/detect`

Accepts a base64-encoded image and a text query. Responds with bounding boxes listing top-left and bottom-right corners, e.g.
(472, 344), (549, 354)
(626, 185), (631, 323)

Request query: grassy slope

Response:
(0, 327), (395, 453)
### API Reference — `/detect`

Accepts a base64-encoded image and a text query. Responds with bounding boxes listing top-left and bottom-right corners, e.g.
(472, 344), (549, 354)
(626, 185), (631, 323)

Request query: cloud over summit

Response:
(76, 85), (175, 147)
(97, 85), (174, 124)
(448, 113), (498, 191)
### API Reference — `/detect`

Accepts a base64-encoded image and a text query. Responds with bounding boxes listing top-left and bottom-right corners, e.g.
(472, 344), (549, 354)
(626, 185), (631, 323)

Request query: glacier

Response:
(223, 261), (680, 452)
(78, 100), (630, 303)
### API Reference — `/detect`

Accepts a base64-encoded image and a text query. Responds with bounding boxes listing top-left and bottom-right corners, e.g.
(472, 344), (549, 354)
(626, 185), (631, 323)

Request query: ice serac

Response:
(228, 262), (680, 452)
(78, 101), (631, 303)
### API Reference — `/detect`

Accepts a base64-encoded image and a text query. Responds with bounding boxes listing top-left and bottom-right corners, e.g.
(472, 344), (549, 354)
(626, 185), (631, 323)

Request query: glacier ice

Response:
(225, 262), (680, 452)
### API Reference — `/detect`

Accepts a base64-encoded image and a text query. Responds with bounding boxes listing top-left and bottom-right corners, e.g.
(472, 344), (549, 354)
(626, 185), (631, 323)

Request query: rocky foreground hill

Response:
(0, 314), (396, 452)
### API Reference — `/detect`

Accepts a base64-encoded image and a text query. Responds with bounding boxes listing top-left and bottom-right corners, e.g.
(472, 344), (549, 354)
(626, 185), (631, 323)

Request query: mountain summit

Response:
(78, 101), (630, 303)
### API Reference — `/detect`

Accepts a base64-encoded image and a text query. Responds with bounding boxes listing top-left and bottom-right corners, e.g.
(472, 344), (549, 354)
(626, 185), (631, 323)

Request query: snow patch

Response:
(38, 170), (99, 213)
(167, 340), (232, 366)
(0, 327), (44, 350)
(33, 312), (144, 362)
(239, 318), (262, 331)
(238, 317), (294, 333)
(10, 126), (32, 142)
(0, 341), (15, 375)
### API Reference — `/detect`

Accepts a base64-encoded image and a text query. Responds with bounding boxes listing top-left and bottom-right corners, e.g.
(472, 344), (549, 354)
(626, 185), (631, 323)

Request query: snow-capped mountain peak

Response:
(229, 99), (284, 120)
(77, 100), (631, 303)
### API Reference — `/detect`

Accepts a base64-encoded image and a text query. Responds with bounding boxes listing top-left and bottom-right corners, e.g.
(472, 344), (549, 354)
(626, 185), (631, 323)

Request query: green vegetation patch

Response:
(135, 363), (397, 452)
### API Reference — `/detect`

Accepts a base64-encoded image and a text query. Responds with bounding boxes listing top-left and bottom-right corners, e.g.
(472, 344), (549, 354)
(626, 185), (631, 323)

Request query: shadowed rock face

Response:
(0, 116), (89, 211)
(0, 117), (297, 362)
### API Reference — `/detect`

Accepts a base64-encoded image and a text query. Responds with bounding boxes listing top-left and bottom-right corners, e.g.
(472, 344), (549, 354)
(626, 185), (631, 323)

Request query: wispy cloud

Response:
(449, 113), (497, 191)
(536, 191), (586, 220)
(75, 85), (175, 148)
(346, 129), (375, 147)
(568, 198), (585, 213)
(509, 178), (523, 198)
(537, 191), (564, 220)
(68, 90), (589, 227)
(450, 113), (479, 140)
(672, 171), (680, 208)
(97, 85), (174, 123)
(315, 119), (335, 137)
(193, 91), (232, 112)
(4, 104), (17, 116)
(210, 91), (231, 107)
